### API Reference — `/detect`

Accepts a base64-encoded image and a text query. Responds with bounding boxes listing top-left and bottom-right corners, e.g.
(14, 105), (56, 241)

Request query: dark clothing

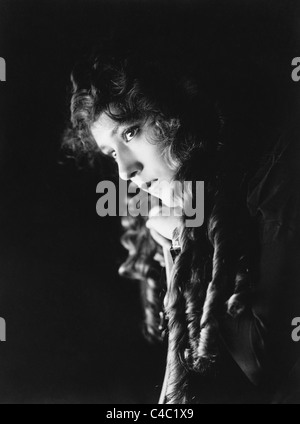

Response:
(221, 125), (300, 403)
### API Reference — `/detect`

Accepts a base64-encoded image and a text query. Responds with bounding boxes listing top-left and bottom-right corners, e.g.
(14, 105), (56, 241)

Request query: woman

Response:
(63, 42), (300, 404)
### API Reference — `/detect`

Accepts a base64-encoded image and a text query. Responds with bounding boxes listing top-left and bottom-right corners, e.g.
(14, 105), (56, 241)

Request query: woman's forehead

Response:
(90, 114), (121, 151)
(91, 113), (120, 133)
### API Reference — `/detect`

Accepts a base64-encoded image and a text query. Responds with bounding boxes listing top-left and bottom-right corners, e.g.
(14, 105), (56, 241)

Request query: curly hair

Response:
(119, 204), (167, 344)
(63, 44), (268, 403)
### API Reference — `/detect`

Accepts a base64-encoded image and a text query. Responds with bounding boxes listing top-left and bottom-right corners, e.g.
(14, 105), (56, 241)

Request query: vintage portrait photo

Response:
(0, 0), (300, 405)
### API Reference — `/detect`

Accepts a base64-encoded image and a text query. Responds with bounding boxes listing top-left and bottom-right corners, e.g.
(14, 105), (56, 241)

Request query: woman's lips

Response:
(132, 179), (158, 190)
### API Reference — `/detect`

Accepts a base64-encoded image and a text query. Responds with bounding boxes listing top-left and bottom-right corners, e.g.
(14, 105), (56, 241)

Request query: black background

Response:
(0, 0), (299, 404)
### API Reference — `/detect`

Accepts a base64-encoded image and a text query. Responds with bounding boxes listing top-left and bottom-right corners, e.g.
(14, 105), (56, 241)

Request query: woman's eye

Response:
(123, 126), (140, 143)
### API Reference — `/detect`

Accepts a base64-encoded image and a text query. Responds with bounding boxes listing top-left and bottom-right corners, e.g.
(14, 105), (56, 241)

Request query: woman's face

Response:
(91, 112), (180, 206)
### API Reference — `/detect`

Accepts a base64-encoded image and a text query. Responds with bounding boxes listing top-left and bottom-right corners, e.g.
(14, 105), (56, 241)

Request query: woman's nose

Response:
(117, 153), (143, 181)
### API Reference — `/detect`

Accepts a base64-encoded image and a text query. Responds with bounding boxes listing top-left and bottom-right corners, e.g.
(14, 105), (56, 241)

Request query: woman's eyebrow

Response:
(111, 120), (143, 137)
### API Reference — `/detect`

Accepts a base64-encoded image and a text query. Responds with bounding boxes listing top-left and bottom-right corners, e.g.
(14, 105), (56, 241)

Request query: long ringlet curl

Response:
(119, 199), (167, 343)
(162, 147), (258, 404)
(164, 223), (211, 404)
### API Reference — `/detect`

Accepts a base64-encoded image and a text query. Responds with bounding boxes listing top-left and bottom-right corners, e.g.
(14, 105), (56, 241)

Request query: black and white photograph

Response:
(0, 0), (300, 406)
